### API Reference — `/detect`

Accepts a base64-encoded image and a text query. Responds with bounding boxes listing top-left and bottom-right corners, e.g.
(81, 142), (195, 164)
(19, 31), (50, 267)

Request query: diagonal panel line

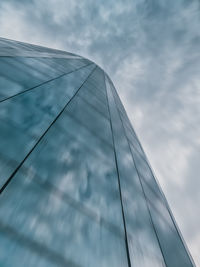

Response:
(0, 63), (93, 103)
(0, 65), (97, 194)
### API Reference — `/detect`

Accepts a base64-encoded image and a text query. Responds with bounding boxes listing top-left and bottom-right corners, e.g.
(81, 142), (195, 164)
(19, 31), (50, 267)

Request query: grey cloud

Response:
(0, 0), (200, 265)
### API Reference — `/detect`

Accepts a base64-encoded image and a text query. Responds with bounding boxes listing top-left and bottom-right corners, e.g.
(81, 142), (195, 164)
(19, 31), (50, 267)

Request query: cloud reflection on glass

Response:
(0, 39), (196, 266)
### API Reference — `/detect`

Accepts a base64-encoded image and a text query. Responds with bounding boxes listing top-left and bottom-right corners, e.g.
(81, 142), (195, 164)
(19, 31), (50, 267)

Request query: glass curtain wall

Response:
(0, 37), (195, 267)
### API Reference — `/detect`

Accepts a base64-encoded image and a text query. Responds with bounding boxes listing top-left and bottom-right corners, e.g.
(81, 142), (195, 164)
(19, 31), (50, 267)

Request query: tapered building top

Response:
(0, 37), (195, 267)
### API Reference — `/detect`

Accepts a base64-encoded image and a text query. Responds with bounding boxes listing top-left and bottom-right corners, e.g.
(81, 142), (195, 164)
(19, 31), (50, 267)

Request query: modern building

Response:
(0, 37), (195, 267)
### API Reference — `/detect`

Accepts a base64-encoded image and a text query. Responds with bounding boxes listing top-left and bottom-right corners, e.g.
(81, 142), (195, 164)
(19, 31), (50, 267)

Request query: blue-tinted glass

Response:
(0, 57), (89, 101)
(0, 38), (194, 267)
(149, 201), (193, 267)
(0, 64), (95, 188)
(18, 112), (124, 232)
(77, 70), (109, 120)
(65, 94), (112, 146)
(0, 171), (127, 267)
(78, 84), (109, 120)
(107, 79), (194, 267)
(85, 68), (108, 103)
(0, 56), (60, 89)
(0, 38), (81, 59)
(139, 179), (194, 267)
(130, 143), (165, 200)
(105, 76), (165, 267)
(124, 126), (144, 157)
(0, 66), (128, 267)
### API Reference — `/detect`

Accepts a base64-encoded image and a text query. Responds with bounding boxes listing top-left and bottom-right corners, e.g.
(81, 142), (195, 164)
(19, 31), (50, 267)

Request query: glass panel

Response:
(143, 180), (193, 267)
(0, 38), (81, 59)
(65, 93), (112, 146)
(78, 84), (109, 120)
(130, 143), (165, 201)
(86, 68), (107, 99)
(0, 66), (128, 267)
(0, 170), (127, 267)
(149, 201), (193, 267)
(77, 68), (109, 120)
(67, 96), (112, 148)
(0, 37), (194, 266)
(0, 64), (95, 189)
(50, 58), (89, 71)
(19, 112), (124, 232)
(141, 178), (169, 220)
(123, 123), (145, 157)
(105, 76), (165, 267)
(0, 57), (61, 95)
(0, 57), (89, 100)
(109, 81), (127, 116)
(0, 229), (58, 267)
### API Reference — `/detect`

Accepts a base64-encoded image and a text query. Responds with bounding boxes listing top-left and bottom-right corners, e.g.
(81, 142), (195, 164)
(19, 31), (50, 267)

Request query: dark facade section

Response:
(0, 37), (195, 267)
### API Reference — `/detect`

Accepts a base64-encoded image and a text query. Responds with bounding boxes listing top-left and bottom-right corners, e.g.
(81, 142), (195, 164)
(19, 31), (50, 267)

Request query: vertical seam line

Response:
(110, 83), (167, 267)
(111, 80), (195, 266)
(103, 72), (131, 267)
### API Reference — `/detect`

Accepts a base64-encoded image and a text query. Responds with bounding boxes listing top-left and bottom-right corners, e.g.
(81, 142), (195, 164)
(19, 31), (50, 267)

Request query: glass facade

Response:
(0, 37), (195, 267)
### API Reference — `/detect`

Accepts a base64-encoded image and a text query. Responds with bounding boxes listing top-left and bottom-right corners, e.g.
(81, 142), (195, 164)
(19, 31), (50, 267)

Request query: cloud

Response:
(0, 0), (200, 265)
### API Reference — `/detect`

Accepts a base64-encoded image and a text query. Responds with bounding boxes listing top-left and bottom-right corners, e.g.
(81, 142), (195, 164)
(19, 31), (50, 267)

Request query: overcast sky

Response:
(0, 0), (199, 265)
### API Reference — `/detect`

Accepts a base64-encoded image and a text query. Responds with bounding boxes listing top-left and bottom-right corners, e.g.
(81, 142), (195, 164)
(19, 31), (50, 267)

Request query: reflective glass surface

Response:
(0, 57), (89, 101)
(105, 77), (166, 267)
(0, 38), (194, 267)
(105, 77), (194, 267)
(0, 64), (95, 189)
